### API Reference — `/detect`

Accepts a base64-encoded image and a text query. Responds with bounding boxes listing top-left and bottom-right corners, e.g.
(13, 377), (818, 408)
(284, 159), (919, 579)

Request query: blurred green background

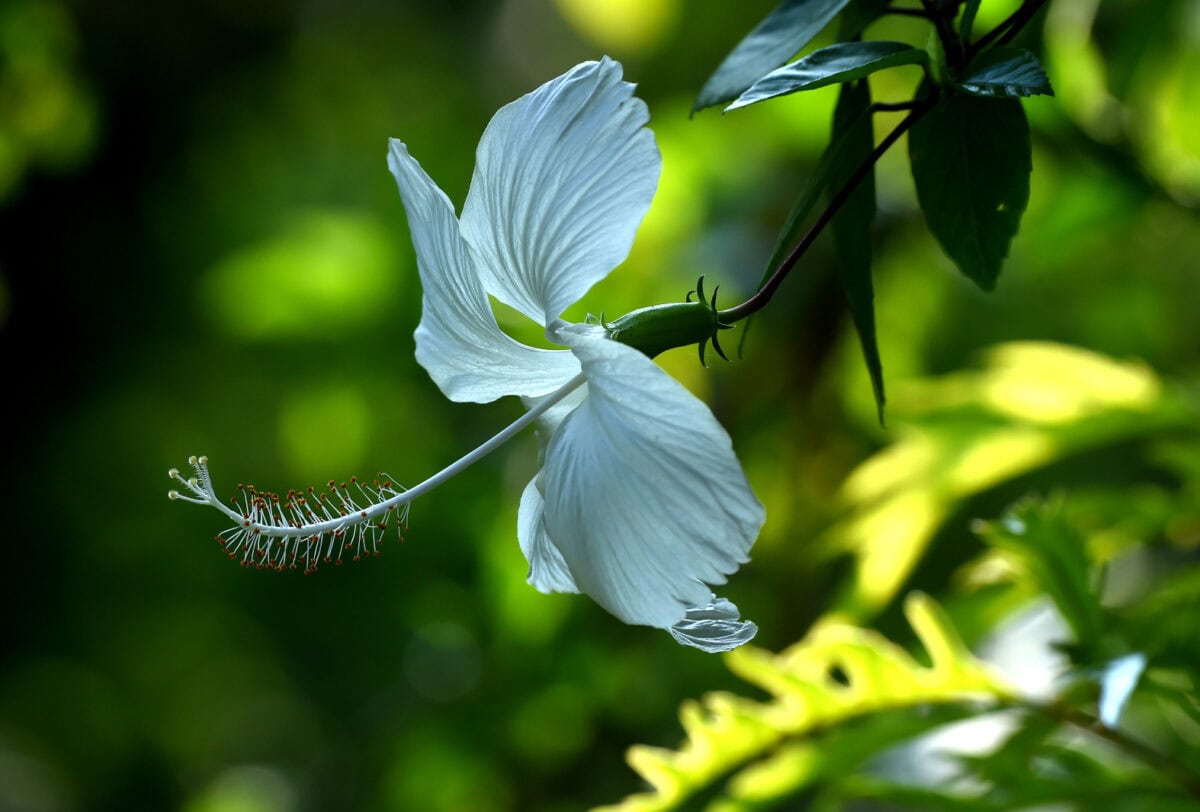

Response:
(0, 0), (1197, 810)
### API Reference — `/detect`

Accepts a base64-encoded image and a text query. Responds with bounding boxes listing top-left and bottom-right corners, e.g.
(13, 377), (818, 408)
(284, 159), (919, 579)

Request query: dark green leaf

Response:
(961, 46), (1054, 98)
(908, 87), (1031, 289)
(726, 41), (928, 111)
(693, 0), (853, 113)
(830, 80), (885, 423)
(838, 0), (891, 39)
(959, 0), (982, 41)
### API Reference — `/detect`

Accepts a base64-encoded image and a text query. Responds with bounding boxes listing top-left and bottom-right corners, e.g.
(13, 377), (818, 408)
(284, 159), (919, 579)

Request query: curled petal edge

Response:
(669, 595), (758, 653)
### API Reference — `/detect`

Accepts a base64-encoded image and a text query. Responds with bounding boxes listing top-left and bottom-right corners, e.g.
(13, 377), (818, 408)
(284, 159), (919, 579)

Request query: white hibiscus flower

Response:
(170, 58), (764, 652)
(389, 57), (763, 650)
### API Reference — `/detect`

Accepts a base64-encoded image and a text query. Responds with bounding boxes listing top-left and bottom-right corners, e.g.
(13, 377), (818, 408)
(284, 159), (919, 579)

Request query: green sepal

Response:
(607, 277), (732, 361)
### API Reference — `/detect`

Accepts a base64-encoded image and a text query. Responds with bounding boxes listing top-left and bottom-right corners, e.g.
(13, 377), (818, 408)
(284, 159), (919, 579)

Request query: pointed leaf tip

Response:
(830, 80), (887, 423)
(960, 47), (1054, 99)
(909, 89), (1031, 289)
(726, 41), (927, 112)
(693, 0), (854, 112)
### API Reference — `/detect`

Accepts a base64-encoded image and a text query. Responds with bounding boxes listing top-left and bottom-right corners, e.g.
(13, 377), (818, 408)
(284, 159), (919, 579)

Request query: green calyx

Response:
(604, 276), (733, 365)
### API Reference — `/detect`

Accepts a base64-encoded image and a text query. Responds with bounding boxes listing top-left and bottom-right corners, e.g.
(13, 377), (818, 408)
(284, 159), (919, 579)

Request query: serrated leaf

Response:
(597, 594), (1011, 812)
(908, 89), (1031, 289)
(693, 0), (853, 113)
(829, 79), (885, 424)
(961, 46), (1054, 98)
(726, 41), (927, 111)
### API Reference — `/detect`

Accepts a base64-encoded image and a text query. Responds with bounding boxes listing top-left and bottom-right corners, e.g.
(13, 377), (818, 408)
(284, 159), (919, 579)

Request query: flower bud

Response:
(605, 301), (723, 359)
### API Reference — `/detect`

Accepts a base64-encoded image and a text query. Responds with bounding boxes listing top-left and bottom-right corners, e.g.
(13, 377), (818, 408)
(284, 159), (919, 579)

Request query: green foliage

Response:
(973, 497), (1106, 651)
(958, 0), (983, 41)
(711, 0), (1053, 406)
(960, 47), (1055, 98)
(824, 341), (1171, 620)
(6, 2), (1200, 810)
(725, 42), (928, 111)
(843, 722), (1200, 810)
(598, 594), (1012, 811)
(908, 91), (1031, 290)
(828, 80), (885, 423)
(610, 343), (1200, 809)
(693, 0), (853, 112)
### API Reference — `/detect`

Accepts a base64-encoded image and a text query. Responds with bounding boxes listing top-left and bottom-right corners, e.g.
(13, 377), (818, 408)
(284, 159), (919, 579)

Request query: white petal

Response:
(388, 139), (580, 402)
(669, 595), (758, 653)
(522, 381), (589, 467)
(516, 385), (588, 594)
(517, 476), (579, 594)
(541, 325), (764, 629)
(460, 58), (661, 326)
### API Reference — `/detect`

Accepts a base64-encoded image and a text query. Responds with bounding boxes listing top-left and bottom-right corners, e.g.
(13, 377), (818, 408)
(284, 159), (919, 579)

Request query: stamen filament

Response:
(169, 372), (587, 571)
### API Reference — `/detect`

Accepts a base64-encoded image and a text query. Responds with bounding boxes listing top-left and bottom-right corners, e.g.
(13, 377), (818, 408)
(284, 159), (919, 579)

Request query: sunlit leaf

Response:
(829, 79), (885, 424)
(725, 41), (927, 111)
(598, 594), (1011, 811)
(909, 89), (1031, 289)
(693, 0), (853, 113)
(827, 343), (1170, 620)
(960, 47), (1054, 98)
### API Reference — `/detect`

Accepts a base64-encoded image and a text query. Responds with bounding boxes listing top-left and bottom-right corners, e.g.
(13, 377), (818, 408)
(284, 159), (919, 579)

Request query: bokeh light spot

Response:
(278, 384), (370, 484)
(203, 210), (401, 341)
(183, 765), (297, 812)
(981, 342), (1159, 424)
(403, 622), (482, 702)
(554, 0), (678, 54)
